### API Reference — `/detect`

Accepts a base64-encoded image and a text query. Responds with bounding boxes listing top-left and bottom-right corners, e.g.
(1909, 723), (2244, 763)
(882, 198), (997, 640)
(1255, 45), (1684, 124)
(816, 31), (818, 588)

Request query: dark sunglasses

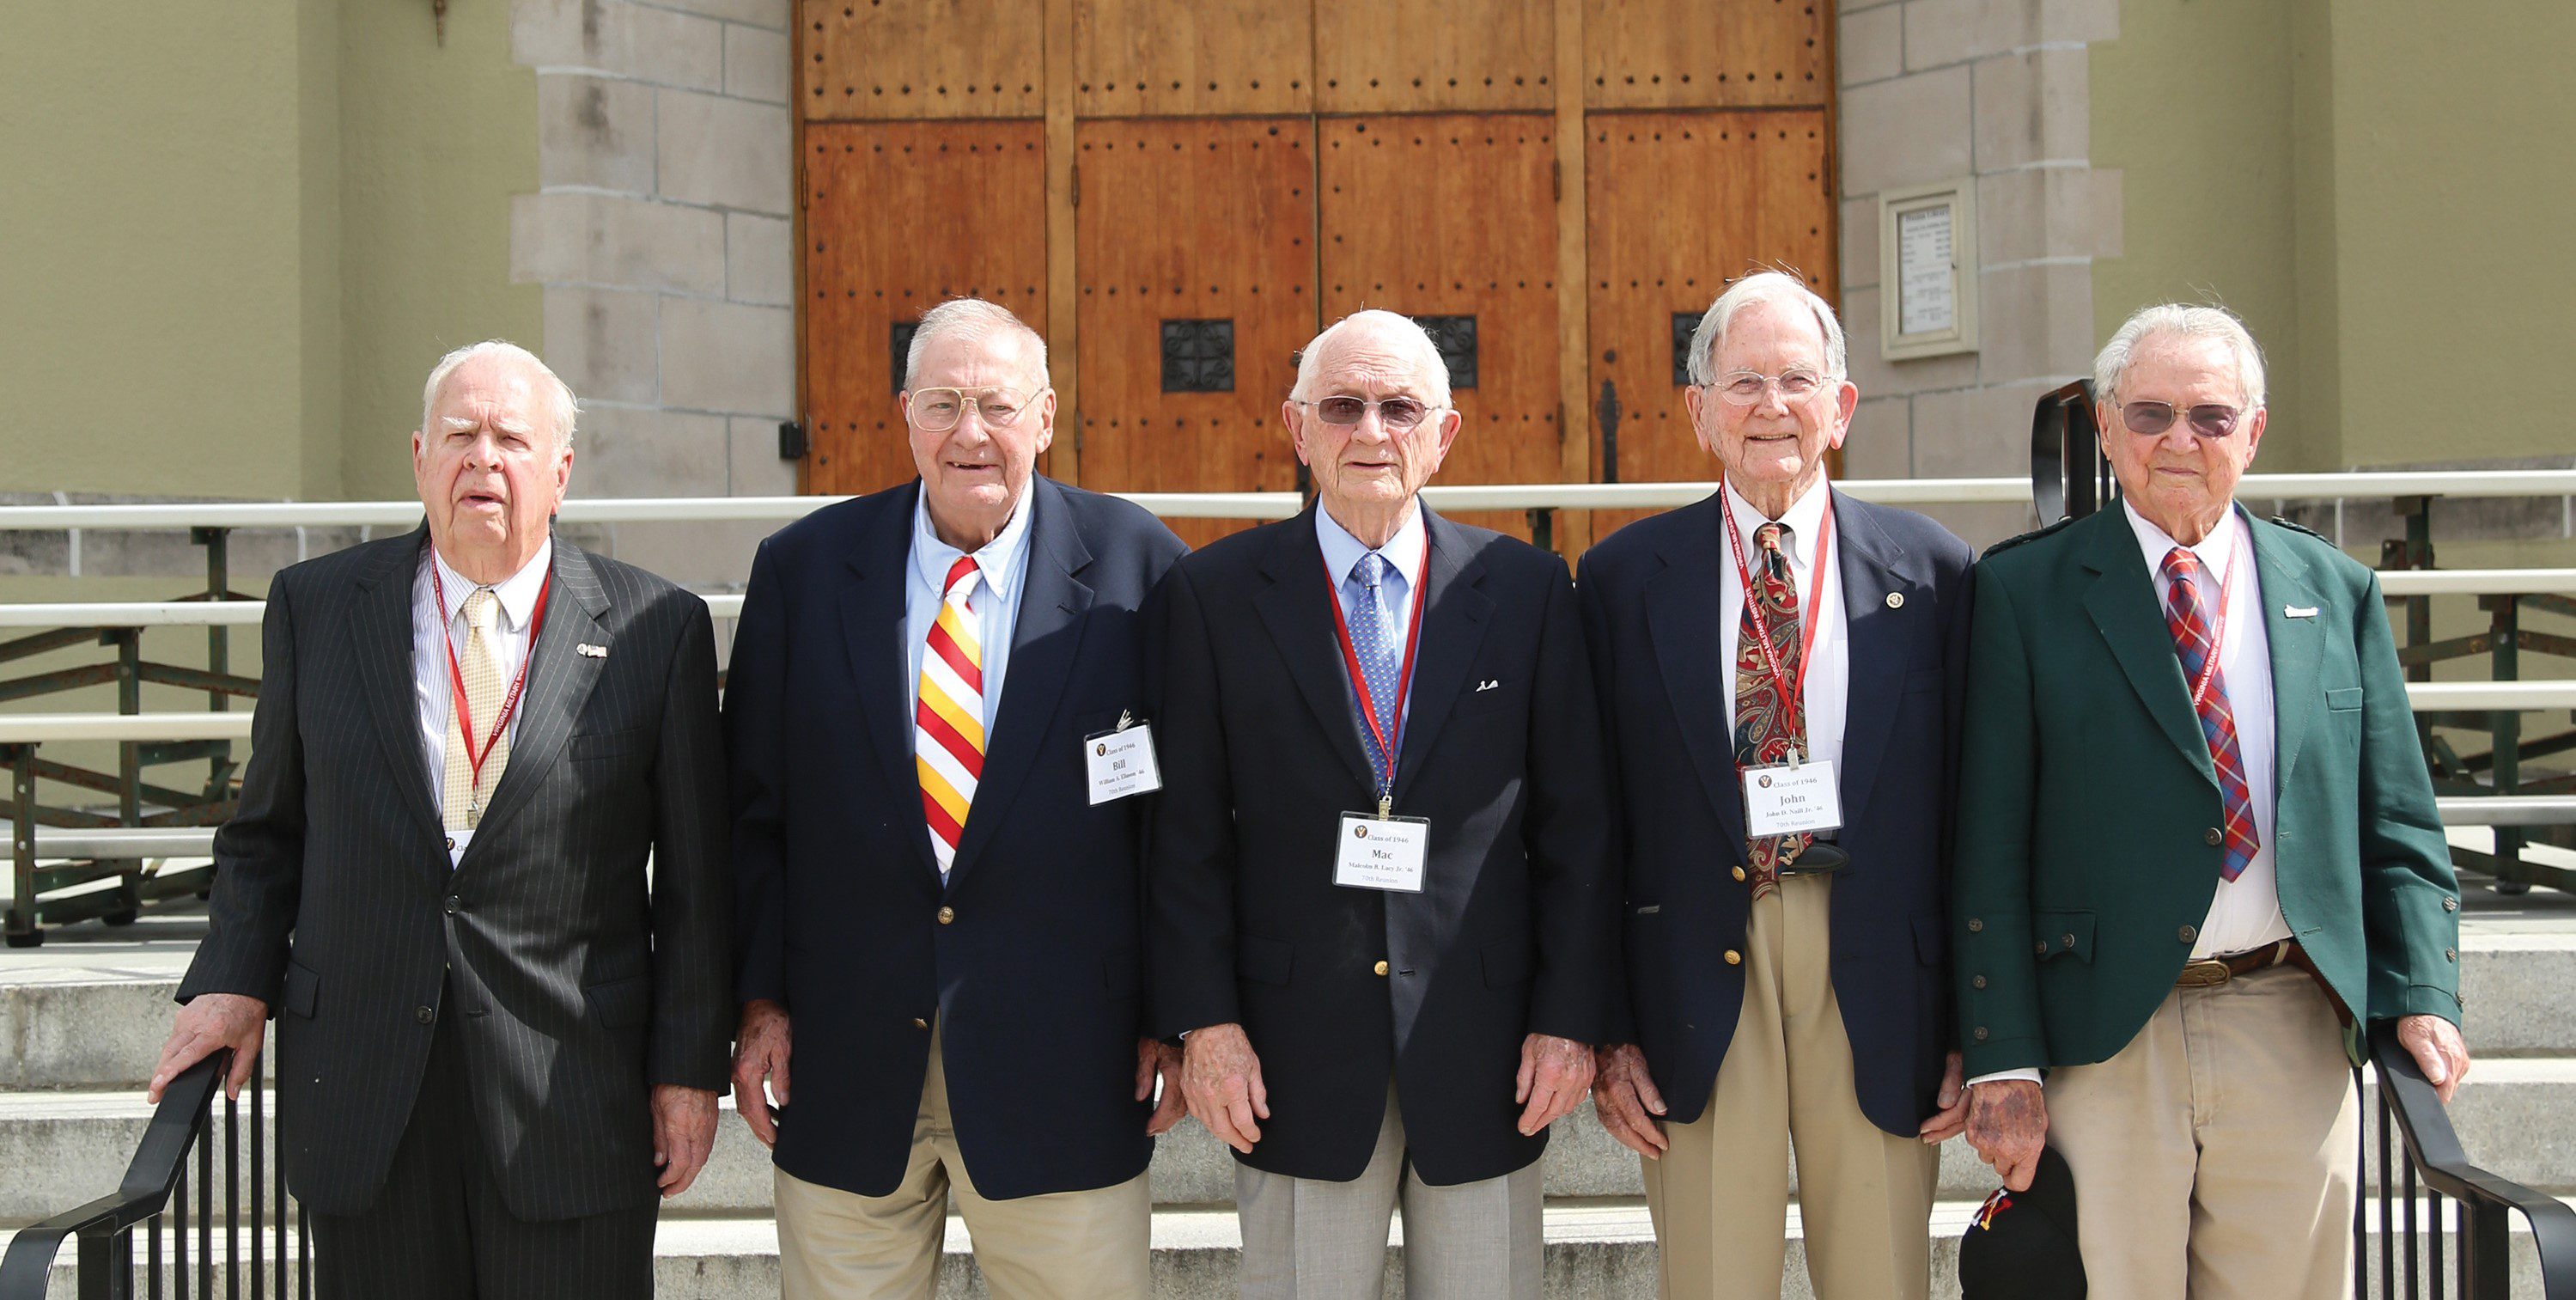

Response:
(2122, 400), (2243, 439)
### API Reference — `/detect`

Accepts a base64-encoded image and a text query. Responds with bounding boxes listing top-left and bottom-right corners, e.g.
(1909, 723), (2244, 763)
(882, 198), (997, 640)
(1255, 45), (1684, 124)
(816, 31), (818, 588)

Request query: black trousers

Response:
(307, 1006), (658, 1300)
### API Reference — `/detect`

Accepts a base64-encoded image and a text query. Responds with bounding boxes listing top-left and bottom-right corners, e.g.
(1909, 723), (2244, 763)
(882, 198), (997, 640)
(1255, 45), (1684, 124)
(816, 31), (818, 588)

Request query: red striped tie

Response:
(916, 557), (984, 877)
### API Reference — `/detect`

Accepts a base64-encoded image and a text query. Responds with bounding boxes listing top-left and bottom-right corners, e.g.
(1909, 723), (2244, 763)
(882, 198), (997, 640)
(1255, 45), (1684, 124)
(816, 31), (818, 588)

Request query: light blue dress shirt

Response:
(904, 485), (1036, 729)
(1315, 502), (1428, 735)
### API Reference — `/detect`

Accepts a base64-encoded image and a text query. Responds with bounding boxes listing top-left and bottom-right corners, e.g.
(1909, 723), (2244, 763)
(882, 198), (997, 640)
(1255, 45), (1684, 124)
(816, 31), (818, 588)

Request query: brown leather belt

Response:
(2177, 938), (2353, 1026)
(2175, 938), (2298, 987)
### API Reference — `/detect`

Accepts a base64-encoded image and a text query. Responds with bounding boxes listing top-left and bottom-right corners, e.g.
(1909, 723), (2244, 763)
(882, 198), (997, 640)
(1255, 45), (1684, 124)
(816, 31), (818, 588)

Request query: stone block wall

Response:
(1835, 0), (2123, 547)
(510, 0), (800, 589)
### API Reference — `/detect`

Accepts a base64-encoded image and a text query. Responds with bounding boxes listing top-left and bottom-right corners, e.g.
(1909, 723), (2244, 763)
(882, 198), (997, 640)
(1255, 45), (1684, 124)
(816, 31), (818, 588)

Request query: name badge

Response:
(1084, 716), (1162, 805)
(1334, 813), (1430, 893)
(1742, 760), (1842, 838)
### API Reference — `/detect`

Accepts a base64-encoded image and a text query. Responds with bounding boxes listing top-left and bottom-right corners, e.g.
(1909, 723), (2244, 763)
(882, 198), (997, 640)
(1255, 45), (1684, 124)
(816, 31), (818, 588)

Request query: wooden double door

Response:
(796, 0), (1836, 547)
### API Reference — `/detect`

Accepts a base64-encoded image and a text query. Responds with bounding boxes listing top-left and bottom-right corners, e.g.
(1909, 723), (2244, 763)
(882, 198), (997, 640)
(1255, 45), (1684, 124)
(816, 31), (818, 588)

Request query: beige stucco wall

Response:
(0, 0), (539, 504)
(2092, 0), (2576, 478)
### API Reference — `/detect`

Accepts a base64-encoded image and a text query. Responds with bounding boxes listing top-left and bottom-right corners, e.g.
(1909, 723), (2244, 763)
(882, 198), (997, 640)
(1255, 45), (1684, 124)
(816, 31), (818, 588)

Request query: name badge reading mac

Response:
(1084, 716), (1162, 804)
(1742, 760), (1842, 838)
(1334, 814), (1430, 893)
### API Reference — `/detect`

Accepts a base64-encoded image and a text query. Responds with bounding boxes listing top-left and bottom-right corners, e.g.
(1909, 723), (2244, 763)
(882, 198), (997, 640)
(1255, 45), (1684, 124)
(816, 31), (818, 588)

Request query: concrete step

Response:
(6, 1199), (2564, 1300)
(9, 1062), (2575, 1228)
(6, 919), (2569, 1092)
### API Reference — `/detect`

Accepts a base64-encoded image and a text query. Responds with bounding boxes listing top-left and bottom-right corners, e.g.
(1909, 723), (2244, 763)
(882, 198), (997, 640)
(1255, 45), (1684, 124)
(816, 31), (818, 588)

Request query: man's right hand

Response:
(732, 999), (792, 1148)
(1180, 1022), (1270, 1155)
(1964, 1078), (2049, 1191)
(1591, 1042), (1671, 1158)
(149, 993), (266, 1103)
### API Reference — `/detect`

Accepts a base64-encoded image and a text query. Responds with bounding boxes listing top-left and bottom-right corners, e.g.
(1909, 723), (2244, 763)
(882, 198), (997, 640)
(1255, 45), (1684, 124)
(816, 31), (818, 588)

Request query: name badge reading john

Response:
(1335, 814), (1430, 893)
(1742, 760), (1842, 838)
(1084, 717), (1162, 805)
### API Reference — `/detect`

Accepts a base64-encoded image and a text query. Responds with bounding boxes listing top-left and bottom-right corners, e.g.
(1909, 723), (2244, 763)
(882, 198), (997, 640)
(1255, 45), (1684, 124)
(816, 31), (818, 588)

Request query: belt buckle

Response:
(2176, 958), (2234, 988)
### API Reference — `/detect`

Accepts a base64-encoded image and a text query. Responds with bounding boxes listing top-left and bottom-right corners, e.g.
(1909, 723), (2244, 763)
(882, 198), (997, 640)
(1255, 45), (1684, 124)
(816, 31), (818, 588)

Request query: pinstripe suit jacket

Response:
(178, 527), (733, 1221)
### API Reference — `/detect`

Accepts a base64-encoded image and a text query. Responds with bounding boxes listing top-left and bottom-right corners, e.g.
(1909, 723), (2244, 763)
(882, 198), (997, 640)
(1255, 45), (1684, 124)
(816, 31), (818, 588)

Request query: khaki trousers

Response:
(1643, 875), (1941, 1300)
(2046, 963), (2358, 1300)
(1234, 1082), (1544, 1300)
(774, 1028), (1151, 1300)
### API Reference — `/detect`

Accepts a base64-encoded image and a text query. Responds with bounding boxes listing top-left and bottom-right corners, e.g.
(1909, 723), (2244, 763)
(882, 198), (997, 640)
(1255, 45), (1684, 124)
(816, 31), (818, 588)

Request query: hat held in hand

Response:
(1958, 1145), (2085, 1299)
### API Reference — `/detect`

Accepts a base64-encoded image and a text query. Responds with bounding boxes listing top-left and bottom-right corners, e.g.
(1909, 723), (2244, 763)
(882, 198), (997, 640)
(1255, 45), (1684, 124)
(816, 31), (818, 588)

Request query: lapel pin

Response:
(576, 643), (609, 657)
(2284, 606), (2319, 619)
(1885, 592), (1904, 608)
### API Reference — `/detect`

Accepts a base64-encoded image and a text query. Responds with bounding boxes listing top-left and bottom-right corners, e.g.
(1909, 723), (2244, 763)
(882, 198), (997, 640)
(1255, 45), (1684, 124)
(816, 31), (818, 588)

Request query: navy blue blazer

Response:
(727, 476), (1187, 1199)
(1149, 506), (1617, 1187)
(1575, 489), (1974, 1136)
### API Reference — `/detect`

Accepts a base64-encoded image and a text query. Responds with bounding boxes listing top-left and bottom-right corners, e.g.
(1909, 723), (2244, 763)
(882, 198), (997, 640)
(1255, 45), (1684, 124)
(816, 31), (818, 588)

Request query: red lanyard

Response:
(1723, 495), (1836, 750)
(1322, 538), (1432, 813)
(431, 559), (552, 804)
(2175, 531), (2244, 711)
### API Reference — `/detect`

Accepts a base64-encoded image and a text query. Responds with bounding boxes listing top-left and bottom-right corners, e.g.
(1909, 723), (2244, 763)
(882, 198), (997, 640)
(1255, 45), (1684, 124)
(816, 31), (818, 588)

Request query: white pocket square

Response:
(1475, 679), (1500, 692)
(2283, 606), (2319, 619)
(575, 643), (610, 657)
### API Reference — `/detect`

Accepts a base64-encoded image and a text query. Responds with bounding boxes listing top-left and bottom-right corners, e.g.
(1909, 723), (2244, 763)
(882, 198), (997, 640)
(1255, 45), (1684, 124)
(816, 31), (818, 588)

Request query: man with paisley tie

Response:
(726, 298), (1188, 1297)
(1953, 303), (2472, 1298)
(1577, 271), (1979, 1299)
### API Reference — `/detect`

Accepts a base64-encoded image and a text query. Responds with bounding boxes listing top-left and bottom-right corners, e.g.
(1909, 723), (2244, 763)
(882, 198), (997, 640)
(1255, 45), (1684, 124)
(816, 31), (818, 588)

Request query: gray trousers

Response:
(1233, 1083), (1543, 1300)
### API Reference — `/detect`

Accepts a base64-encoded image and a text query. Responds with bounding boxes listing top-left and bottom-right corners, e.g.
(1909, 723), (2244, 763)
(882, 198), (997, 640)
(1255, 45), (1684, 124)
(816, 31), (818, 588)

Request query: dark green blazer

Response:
(1952, 505), (2461, 1077)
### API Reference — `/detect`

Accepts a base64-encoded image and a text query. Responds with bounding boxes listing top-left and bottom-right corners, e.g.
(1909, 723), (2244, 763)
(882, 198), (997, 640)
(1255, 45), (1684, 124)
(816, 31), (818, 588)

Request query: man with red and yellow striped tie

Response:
(727, 297), (1189, 1298)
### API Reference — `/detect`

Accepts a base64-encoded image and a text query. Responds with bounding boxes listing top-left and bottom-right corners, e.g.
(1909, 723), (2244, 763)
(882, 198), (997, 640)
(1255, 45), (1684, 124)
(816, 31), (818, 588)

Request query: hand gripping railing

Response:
(0, 1048), (306, 1300)
(2360, 1022), (2576, 1298)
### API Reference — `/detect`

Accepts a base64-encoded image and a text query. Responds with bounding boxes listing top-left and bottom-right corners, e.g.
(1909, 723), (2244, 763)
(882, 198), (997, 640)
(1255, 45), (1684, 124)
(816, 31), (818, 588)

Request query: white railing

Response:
(2, 468), (2573, 533)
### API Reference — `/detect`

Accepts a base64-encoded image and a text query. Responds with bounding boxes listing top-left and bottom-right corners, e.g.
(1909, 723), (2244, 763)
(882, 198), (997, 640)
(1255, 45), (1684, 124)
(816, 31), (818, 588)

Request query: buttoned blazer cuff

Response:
(649, 1041), (734, 1094)
(2381, 984), (2465, 1025)
(1960, 1036), (2047, 1078)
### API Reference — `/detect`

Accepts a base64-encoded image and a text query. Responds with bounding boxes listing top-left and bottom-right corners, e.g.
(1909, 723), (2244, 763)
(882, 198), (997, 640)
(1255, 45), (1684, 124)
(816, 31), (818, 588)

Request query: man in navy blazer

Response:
(1577, 272), (1976, 1300)
(726, 298), (1187, 1298)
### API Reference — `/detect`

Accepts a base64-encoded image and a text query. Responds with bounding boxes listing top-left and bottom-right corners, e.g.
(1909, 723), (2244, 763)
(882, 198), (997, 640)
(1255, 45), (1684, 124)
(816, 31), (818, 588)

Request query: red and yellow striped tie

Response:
(916, 556), (984, 877)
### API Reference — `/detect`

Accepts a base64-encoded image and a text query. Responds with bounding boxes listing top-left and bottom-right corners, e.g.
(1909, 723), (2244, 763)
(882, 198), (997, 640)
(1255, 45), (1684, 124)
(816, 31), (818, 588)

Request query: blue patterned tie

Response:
(1346, 552), (1404, 790)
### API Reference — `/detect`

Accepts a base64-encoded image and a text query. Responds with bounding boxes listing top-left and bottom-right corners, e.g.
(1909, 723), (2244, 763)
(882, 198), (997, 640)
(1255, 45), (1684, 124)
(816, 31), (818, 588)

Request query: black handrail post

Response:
(191, 526), (235, 801)
(2463, 1199), (2508, 1300)
(6, 744), (35, 947)
(2485, 594), (2529, 894)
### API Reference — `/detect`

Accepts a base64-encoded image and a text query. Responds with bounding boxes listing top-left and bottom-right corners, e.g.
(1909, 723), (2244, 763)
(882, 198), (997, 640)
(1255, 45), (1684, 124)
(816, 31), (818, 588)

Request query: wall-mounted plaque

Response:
(1879, 180), (1980, 361)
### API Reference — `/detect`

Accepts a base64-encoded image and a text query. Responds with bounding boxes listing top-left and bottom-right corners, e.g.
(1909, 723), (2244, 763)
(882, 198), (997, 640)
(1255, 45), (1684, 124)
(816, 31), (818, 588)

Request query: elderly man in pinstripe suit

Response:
(149, 341), (734, 1298)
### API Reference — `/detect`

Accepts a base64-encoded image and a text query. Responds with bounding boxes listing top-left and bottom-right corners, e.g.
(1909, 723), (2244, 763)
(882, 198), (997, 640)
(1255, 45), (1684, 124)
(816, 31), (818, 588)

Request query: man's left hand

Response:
(1918, 1051), (1969, 1144)
(652, 1084), (721, 1198)
(1138, 1037), (1187, 1136)
(2398, 1014), (2472, 1105)
(1515, 1033), (1594, 1136)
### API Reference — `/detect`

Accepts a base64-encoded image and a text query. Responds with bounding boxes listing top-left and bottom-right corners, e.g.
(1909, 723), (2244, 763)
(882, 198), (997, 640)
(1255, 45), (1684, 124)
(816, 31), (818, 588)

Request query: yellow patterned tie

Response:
(442, 588), (509, 831)
(915, 558), (984, 880)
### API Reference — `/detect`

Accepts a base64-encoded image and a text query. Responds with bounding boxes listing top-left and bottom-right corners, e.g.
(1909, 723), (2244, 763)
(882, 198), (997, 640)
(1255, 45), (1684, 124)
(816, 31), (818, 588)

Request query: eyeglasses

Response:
(1293, 396), (1441, 432)
(907, 387), (1045, 433)
(2120, 400), (2244, 439)
(1707, 369), (1836, 406)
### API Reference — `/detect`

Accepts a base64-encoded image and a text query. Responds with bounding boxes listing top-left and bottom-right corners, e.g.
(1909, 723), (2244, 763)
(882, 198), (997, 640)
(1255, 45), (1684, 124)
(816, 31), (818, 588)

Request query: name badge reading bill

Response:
(1084, 718), (1163, 805)
(1334, 813), (1430, 893)
(1742, 760), (1842, 838)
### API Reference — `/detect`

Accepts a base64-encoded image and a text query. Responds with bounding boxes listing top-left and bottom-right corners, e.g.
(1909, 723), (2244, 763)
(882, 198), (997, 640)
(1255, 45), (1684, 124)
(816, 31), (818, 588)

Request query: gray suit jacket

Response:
(179, 527), (732, 1221)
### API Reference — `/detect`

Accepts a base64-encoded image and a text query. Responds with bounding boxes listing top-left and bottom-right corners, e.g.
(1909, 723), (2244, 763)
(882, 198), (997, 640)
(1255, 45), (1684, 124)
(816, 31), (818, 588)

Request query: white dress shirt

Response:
(1316, 500), (1430, 735)
(904, 486), (1036, 729)
(413, 538), (551, 867)
(1969, 502), (2293, 1089)
(1719, 479), (1849, 772)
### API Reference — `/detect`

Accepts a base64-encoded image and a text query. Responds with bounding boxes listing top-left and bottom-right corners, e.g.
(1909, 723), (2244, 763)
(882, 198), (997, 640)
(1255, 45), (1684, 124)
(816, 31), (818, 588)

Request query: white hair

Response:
(419, 340), (578, 446)
(2092, 302), (2268, 408)
(1683, 270), (1848, 387)
(1290, 309), (1452, 406)
(903, 297), (1050, 390)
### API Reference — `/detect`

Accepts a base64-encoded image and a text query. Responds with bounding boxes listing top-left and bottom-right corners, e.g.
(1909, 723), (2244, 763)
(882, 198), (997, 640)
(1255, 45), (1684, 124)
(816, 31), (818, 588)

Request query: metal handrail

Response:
(11, 568), (2576, 630)
(0, 1049), (233, 1298)
(0, 467), (2571, 532)
(2365, 1022), (2576, 1297)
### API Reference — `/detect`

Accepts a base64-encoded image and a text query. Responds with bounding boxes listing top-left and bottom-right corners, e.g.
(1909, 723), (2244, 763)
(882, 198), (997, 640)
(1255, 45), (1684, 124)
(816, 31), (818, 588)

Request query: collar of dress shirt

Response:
(2122, 498), (2244, 594)
(1314, 497), (1429, 592)
(432, 537), (553, 632)
(911, 481), (1035, 605)
(1721, 476), (1831, 576)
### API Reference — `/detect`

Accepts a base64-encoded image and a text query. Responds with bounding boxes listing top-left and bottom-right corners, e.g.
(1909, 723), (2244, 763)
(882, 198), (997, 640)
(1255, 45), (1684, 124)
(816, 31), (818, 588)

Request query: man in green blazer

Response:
(1952, 303), (2472, 1299)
